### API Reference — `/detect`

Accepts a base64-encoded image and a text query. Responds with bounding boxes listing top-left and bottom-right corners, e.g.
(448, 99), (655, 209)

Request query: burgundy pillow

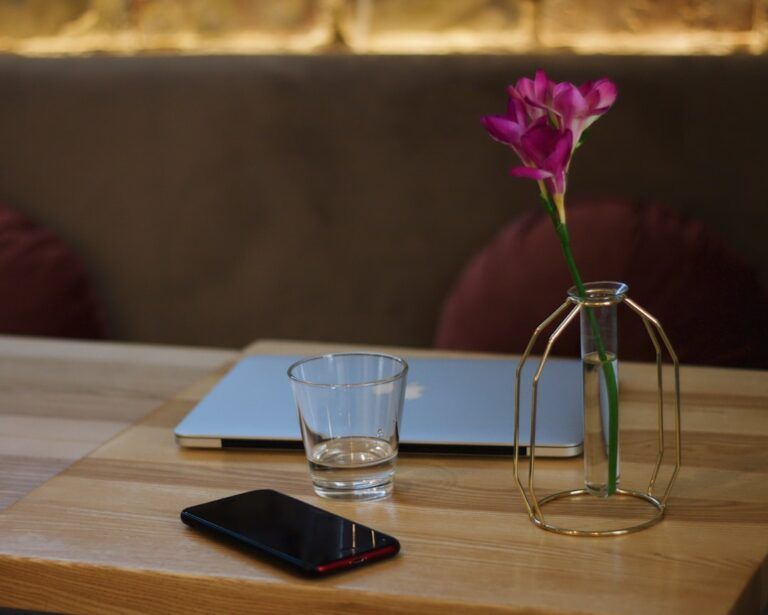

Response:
(0, 202), (106, 339)
(435, 200), (768, 369)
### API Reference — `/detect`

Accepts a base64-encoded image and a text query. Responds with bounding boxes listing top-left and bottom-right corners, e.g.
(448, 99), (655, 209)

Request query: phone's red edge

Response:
(314, 543), (399, 574)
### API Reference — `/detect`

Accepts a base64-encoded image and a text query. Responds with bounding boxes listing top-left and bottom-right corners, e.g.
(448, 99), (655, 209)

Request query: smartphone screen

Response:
(181, 489), (400, 575)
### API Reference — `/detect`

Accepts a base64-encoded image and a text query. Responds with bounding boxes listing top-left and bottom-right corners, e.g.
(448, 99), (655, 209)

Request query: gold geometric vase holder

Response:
(513, 284), (682, 537)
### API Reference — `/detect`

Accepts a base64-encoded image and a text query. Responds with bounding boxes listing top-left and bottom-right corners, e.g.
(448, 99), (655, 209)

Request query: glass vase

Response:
(568, 281), (627, 499)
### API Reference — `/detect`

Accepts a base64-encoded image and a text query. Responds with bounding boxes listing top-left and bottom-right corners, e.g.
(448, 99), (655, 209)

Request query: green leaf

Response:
(577, 127), (591, 148)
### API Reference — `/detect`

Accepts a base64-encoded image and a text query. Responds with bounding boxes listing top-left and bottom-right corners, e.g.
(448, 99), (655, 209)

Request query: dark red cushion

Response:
(0, 202), (106, 339)
(435, 199), (768, 369)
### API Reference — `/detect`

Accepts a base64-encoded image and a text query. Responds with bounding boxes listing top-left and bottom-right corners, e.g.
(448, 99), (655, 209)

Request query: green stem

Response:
(540, 194), (619, 495)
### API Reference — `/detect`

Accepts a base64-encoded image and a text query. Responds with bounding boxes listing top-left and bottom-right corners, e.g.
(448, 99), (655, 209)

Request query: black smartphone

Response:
(180, 489), (400, 576)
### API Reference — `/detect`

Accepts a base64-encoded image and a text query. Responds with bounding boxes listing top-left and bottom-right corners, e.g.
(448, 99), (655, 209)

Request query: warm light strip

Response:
(0, 30), (764, 56)
(539, 31), (764, 56)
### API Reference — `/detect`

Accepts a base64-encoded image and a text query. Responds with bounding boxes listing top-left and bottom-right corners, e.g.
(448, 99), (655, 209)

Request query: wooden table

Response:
(0, 336), (237, 512)
(0, 337), (766, 614)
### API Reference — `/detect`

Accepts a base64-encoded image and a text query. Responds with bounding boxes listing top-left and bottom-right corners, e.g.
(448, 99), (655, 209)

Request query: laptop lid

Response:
(175, 355), (583, 457)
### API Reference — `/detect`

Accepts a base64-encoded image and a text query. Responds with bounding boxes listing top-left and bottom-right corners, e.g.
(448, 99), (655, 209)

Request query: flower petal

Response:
(481, 115), (523, 146)
(519, 122), (561, 166)
(512, 77), (536, 104)
(578, 80), (596, 98)
(506, 97), (528, 125)
(553, 83), (587, 121)
(509, 166), (551, 180)
(592, 78), (618, 110)
(579, 78), (617, 113)
(522, 95), (550, 114)
(534, 69), (550, 101)
(545, 129), (573, 170)
(591, 105), (613, 116)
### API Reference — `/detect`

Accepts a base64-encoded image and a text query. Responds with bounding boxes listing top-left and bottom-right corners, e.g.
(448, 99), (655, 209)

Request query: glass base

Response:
(308, 451), (396, 501)
(585, 478), (621, 499)
(312, 480), (393, 501)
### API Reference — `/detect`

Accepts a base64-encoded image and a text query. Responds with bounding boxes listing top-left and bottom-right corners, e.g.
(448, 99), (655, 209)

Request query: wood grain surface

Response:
(1, 338), (766, 614)
(0, 336), (237, 510)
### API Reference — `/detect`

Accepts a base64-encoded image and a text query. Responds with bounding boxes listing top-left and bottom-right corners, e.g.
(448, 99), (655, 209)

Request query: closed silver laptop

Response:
(175, 355), (583, 457)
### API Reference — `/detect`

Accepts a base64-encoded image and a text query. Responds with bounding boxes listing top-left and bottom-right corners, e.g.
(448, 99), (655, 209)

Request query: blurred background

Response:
(0, 1), (766, 367)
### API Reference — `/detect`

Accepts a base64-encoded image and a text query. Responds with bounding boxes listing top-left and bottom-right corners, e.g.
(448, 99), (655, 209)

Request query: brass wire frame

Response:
(513, 294), (682, 537)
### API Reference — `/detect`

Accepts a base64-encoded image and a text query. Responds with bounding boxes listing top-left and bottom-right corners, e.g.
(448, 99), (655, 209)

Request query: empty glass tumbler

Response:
(288, 353), (408, 501)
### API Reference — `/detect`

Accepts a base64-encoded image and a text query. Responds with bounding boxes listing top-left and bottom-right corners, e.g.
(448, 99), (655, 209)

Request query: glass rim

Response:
(567, 281), (629, 306)
(287, 352), (409, 388)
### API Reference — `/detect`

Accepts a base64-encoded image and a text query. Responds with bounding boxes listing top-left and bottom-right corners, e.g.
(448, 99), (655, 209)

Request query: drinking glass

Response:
(288, 353), (408, 500)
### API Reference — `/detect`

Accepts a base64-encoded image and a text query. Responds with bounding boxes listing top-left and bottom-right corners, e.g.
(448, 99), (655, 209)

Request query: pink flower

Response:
(510, 122), (573, 222)
(481, 71), (616, 222)
(480, 69), (557, 156)
(550, 78), (617, 147)
(507, 69), (554, 123)
(480, 99), (528, 162)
